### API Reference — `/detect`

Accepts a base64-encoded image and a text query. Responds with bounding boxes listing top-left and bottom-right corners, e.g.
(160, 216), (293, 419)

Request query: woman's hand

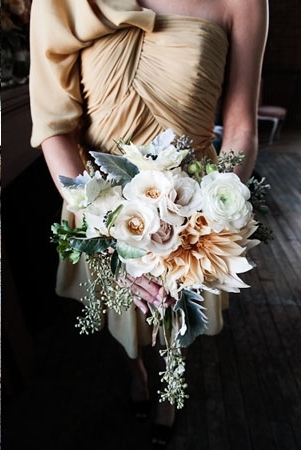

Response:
(119, 274), (176, 314)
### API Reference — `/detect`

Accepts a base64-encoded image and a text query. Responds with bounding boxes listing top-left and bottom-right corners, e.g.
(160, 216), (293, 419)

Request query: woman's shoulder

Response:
(225, 0), (268, 25)
(226, 0), (269, 49)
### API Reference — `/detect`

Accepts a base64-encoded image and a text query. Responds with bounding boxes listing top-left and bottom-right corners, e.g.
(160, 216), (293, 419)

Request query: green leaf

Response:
(51, 220), (87, 241)
(54, 240), (82, 264)
(174, 289), (208, 347)
(106, 204), (123, 230)
(110, 250), (122, 276)
(89, 152), (139, 187)
(69, 237), (114, 255)
(68, 250), (82, 264)
(50, 220), (88, 263)
(116, 241), (146, 259)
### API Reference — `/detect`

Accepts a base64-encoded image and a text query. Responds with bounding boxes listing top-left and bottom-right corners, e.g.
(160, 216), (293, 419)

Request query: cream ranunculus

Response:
(121, 129), (188, 171)
(110, 201), (160, 249)
(200, 171), (253, 232)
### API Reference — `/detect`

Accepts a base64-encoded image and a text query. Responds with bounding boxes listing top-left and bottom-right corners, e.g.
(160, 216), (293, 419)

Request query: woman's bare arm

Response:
(220, 0), (269, 183)
(41, 132), (85, 196)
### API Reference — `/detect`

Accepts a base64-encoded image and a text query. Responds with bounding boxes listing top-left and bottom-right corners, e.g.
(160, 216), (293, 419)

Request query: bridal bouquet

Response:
(51, 129), (270, 408)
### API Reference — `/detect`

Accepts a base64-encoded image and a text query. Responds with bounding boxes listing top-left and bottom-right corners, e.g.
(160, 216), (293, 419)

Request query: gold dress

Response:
(30, 0), (229, 358)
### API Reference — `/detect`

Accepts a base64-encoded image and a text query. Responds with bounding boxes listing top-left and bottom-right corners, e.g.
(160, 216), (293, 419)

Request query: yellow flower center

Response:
(128, 217), (144, 235)
(145, 186), (161, 199)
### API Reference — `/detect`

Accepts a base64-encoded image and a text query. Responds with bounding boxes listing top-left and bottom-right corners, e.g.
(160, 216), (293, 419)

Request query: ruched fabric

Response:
(29, 1), (230, 358)
(80, 15), (228, 162)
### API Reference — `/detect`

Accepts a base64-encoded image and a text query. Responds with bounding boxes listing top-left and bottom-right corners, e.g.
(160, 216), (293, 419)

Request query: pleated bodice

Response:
(81, 16), (228, 160)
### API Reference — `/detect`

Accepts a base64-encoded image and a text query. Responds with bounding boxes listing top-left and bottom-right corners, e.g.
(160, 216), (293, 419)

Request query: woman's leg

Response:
(125, 348), (151, 422)
(127, 349), (149, 402)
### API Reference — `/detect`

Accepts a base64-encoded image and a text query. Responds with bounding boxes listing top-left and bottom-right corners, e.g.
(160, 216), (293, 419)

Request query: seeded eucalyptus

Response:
(75, 252), (133, 334)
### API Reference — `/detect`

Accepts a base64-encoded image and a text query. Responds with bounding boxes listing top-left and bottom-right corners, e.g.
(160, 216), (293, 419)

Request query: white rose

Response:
(200, 171), (252, 232)
(122, 170), (172, 206)
(110, 201), (160, 249)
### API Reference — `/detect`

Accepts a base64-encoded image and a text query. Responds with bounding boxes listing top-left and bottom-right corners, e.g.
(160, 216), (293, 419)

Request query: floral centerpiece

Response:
(51, 129), (272, 408)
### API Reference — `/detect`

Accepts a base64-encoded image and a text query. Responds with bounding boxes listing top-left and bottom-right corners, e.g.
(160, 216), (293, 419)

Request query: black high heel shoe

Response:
(151, 423), (174, 448)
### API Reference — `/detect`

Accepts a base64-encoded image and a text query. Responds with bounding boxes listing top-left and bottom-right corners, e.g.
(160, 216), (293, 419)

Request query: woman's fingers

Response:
(118, 274), (176, 311)
(127, 275), (162, 294)
(127, 275), (169, 305)
(133, 295), (149, 314)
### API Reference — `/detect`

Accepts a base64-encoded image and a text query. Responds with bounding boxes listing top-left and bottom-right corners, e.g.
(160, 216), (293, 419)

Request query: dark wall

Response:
(261, 0), (300, 127)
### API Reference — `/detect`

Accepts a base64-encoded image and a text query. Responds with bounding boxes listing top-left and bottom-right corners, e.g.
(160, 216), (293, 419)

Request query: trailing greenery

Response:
(75, 253), (133, 334)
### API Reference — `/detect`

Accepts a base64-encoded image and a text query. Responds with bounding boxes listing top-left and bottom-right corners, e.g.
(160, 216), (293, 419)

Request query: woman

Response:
(29, 0), (268, 447)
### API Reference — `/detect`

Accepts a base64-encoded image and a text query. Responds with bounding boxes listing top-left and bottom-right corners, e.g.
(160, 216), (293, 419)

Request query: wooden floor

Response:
(3, 128), (301, 450)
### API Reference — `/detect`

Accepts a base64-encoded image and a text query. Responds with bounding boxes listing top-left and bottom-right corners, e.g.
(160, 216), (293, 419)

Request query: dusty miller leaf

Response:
(116, 241), (146, 259)
(89, 152), (139, 187)
(174, 289), (208, 347)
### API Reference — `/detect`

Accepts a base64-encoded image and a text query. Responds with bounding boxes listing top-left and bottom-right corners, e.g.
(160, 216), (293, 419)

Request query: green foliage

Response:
(51, 220), (87, 264)
(75, 298), (102, 335)
(51, 219), (114, 263)
(110, 249), (122, 277)
(247, 176), (274, 243)
(217, 149), (245, 173)
(174, 289), (208, 347)
(106, 204), (123, 231)
(187, 149), (245, 182)
(75, 254), (133, 334)
(158, 345), (189, 409)
(251, 221), (274, 244)
(68, 236), (114, 255)
(247, 176), (271, 213)
(89, 152), (139, 187)
(116, 241), (146, 259)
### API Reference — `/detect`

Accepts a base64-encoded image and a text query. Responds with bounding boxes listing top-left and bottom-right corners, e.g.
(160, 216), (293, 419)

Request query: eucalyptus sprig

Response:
(75, 252), (134, 334)
(247, 176), (271, 214)
(217, 149), (245, 173)
(158, 344), (189, 409)
(186, 149), (245, 182)
(247, 176), (274, 243)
